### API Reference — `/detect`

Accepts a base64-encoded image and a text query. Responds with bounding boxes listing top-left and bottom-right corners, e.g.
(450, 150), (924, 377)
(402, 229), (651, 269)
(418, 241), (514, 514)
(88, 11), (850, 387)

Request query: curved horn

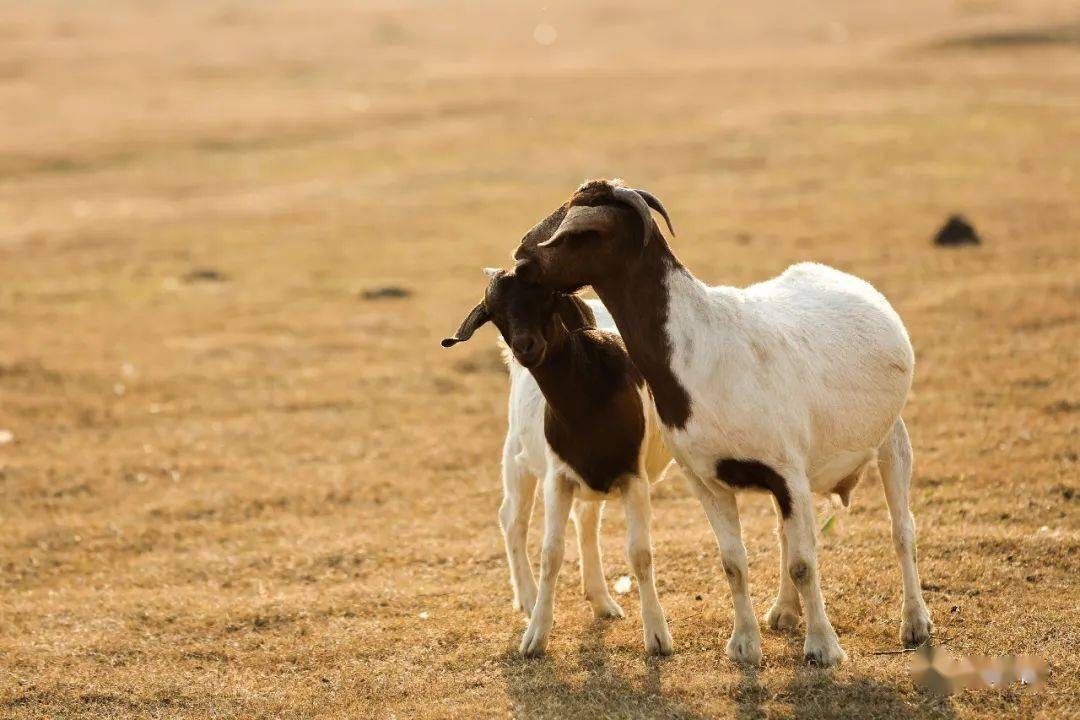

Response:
(610, 186), (655, 245)
(632, 189), (674, 236)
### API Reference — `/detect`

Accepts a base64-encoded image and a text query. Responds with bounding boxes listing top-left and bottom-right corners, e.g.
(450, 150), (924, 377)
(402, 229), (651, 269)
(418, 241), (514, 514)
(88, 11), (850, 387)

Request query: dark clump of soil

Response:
(931, 23), (1080, 51)
(1045, 399), (1080, 415)
(933, 215), (981, 247)
(361, 286), (412, 300)
(182, 268), (229, 283)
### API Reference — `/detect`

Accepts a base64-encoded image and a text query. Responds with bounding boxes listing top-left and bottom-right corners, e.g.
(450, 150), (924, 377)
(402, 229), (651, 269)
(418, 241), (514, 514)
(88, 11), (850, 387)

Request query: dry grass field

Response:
(1, 1), (1078, 718)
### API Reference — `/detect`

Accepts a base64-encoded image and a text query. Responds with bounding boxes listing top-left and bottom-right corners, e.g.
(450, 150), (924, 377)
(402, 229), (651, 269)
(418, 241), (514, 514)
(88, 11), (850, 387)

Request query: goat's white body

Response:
(623, 259), (929, 666)
(661, 262), (913, 490)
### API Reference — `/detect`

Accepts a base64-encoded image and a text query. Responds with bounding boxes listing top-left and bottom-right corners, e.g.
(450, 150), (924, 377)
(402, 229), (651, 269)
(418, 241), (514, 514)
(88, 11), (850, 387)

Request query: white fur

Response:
(499, 299), (674, 657)
(662, 262), (912, 485)
(646, 261), (929, 665)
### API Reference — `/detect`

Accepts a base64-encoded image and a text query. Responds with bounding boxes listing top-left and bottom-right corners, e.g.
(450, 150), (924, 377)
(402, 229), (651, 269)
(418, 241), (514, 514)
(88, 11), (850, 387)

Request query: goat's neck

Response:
(590, 238), (685, 368)
(590, 238), (706, 428)
(526, 324), (589, 419)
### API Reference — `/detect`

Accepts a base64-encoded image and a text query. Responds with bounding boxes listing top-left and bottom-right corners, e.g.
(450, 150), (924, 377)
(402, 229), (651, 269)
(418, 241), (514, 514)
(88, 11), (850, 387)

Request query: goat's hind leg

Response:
(878, 417), (932, 647)
(572, 500), (624, 619)
(499, 439), (538, 616)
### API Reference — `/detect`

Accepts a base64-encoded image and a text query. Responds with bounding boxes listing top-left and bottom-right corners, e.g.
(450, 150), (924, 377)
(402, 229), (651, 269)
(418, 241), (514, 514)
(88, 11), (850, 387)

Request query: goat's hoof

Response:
(519, 616), (552, 658)
(520, 644), (545, 659)
(725, 629), (762, 665)
(645, 623), (674, 656)
(765, 602), (801, 632)
(519, 636), (547, 658)
(590, 596), (625, 620)
(803, 632), (846, 667)
(901, 609), (932, 648)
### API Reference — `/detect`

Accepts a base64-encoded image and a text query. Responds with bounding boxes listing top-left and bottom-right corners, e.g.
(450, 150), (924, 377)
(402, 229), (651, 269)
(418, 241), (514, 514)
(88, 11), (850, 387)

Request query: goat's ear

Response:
(554, 293), (596, 331)
(482, 267), (501, 278)
(441, 301), (490, 347)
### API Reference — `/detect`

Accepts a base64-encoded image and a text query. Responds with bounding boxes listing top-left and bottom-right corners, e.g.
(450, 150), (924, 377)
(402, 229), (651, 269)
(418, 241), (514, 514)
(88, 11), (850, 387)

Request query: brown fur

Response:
(534, 326), (648, 493)
(444, 269), (649, 493)
(515, 180), (693, 428)
(716, 459), (794, 518)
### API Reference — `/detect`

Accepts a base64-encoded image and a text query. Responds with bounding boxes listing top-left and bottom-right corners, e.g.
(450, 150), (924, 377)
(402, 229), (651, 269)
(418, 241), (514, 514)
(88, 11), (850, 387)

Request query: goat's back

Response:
(665, 262), (912, 485)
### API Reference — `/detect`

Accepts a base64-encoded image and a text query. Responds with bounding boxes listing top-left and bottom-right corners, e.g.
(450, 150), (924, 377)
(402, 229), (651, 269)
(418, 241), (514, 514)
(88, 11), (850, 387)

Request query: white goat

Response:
(442, 271), (673, 657)
(514, 179), (932, 666)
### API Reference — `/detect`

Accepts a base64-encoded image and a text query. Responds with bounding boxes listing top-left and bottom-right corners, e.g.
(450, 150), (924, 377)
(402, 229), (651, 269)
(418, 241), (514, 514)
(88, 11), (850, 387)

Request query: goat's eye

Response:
(539, 229), (597, 249)
(539, 234), (566, 249)
(560, 231), (589, 246)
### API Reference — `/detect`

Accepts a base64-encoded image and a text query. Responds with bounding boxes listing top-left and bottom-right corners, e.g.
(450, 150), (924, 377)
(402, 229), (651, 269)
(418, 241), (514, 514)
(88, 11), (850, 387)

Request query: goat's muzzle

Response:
(511, 334), (545, 368)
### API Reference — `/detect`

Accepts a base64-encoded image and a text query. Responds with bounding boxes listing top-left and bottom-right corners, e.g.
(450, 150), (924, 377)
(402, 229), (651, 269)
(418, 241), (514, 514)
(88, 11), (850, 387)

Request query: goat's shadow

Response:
(501, 619), (708, 720)
(501, 620), (958, 720)
(743, 632), (958, 720)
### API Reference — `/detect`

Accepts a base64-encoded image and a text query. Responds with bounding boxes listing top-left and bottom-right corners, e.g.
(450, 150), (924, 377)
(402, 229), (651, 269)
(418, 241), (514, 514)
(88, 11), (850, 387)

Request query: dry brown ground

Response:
(1, 1), (1078, 718)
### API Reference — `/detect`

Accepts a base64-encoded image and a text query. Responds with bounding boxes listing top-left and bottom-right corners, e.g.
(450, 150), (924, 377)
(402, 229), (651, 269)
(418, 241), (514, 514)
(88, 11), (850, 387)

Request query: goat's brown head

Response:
(441, 268), (596, 368)
(513, 179), (674, 292)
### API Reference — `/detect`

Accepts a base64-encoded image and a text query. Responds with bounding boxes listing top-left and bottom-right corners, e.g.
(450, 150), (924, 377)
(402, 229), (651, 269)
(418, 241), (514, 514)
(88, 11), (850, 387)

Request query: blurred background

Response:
(1, 1), (1077, 718)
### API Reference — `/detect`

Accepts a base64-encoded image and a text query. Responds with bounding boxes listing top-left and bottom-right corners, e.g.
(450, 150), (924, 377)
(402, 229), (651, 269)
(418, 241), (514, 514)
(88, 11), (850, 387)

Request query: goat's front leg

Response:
(621, 476), (672, 655)
(687, 478), (761, 665)
(764, 496), (802, 631)
(499, 439), (538, 616)
(519, 472), (574, 658)
(572, 500), (624, 619)
(783, 478), (846, 666)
